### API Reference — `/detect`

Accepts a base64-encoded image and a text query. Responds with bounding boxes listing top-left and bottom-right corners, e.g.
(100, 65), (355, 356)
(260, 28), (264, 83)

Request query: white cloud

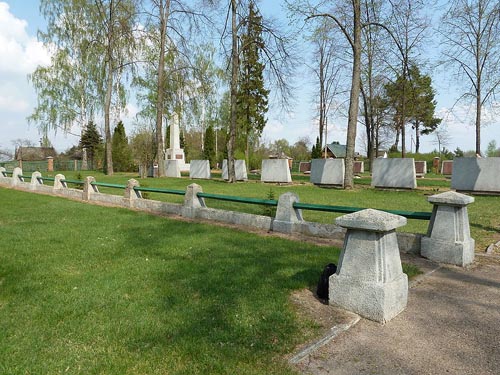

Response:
(0, 2), (50, 75)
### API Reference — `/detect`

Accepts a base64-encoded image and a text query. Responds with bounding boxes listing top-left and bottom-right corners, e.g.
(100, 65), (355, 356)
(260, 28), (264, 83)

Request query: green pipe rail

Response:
(37, 176), (55, 182)
(133, 186), (185, 196)
(293, 202), (432, 220)
(90, 181), (126, 189)
(197, 192), (278, 206)
(61, 179), (85, 185)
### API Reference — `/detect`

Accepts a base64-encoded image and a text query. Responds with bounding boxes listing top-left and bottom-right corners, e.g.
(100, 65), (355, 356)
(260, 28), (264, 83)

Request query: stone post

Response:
(12, 167), (23, 186)
(330, 209), (408, 323)
(83, 176), (98, 201)
(421, 191), (475, 266)
(47, 156), (54, 172)
(124, 179), (142, 202)
(182, 183), (206, 218)
(30, 172), (43, 190)
(273, 192), (303, 233)
(53, 174), (66, 190)
(0, 167), (6, 177)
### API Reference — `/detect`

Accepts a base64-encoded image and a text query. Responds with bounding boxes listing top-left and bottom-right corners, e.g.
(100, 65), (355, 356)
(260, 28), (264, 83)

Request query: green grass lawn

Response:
(1, 188), (342, 374)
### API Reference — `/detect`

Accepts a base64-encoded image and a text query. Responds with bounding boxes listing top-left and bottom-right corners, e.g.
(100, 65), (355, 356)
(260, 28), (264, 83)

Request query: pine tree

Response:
(112, 121), (133, 172)
(236, 2), (269, 166)
(80, 121), (102, 169)
(203, 125), (216, 168)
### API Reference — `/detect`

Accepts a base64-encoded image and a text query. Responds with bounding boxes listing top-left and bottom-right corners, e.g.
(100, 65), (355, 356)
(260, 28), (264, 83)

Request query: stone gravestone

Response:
(165, 160), (181, 178)
(371, 158), (417, 189)
(451, 157), (500, 193)
(353, 161), (364, 174)
(414, 161), (427, 177)
(261, 159), (292, 183)
(222, 159), (248, 181)
(189, 160), (211, 179)
(310, 158), (344, 186)
(441, 160), (453, 175)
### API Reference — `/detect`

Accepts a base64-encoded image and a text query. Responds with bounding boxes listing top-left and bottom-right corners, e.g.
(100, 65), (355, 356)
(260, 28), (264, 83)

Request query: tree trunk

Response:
(104, 0), (114, 176)
(344, 0), (361, 189)
(227, 0), (238, 183)
(415, 121), (420, 154)
(476, 90), (481, 156)
(155, 0), (171, 177)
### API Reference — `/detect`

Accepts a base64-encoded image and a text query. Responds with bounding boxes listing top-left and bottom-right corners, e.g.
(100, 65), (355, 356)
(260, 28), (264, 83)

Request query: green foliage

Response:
(262, 188), (276, 217)
(384, 65), (441, 152)
(112, 121), (134, 172)
(454, 147), (464, 157)
(130, 127), (155, 178)
(80, 121), (103, 169)
(236, 3), (269, 160)
(311, 137), (322, 159)
(203, 125), (216, 168)
(486, 140), (499, 157)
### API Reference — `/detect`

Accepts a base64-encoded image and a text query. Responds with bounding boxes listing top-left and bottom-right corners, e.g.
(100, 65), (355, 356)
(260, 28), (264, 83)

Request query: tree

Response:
(384, 65), (441, 153)
(486, 140), (499, 157)
(29, 0), (101, 167)
(224, 0), (294, 182)
(384, 0), (431, 157)
(311, 136), (321, 159)
(203, 125), (216, 168)
(439, 0), (500, 156)
(93, 0), (138, 175)
(305, 0), (363, 189)
(130, 126), (155, 178)
(236, 2), (269, 167)
(112, 121), (133, 171)
(80, 121), (103, 168)
(309, 18), (345, 156)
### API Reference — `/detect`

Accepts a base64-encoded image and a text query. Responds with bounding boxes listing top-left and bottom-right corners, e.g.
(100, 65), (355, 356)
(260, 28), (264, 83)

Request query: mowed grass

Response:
(0, 188), (341, 375)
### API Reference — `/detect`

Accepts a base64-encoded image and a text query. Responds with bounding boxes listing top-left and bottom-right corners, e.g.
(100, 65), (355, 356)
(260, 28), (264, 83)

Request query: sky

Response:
(0, 0), (498, 157)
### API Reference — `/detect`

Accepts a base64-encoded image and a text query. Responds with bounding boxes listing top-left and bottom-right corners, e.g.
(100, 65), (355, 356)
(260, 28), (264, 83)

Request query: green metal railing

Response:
(133, 186), (185, 196)
(61, 179), (85, 186)
(90, 181), (126, 189)
(293, 202), (432, 220)
(197, 192), (278, 206)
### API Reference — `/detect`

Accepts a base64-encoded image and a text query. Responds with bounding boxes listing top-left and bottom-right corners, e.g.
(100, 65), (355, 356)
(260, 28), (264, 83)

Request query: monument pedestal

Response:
(330, 209), (408, 323)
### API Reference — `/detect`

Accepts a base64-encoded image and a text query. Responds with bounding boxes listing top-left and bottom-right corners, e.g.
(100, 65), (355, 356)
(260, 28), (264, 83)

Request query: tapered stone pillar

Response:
(421, 191), (475, 266)
(330, 209), (408, 323)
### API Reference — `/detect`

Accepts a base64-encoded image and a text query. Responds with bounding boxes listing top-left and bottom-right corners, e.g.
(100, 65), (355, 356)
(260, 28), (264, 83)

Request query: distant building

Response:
(15, 147), (57, 161)
(320, 141), (361, 159)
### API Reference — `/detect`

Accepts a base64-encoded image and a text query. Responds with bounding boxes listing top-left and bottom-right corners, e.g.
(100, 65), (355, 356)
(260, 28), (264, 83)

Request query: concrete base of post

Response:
(125, 179), (141, 201)
(12, 167), (23, 186)
(421, 191), (475, 267)
(83, 176), (97, 200)
(273, 192), (303, 233)
(330, 209), (408, 323)
(182, 183), (206, 218)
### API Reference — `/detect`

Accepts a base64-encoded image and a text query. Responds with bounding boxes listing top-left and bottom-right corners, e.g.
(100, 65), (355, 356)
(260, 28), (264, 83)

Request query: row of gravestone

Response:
(164, 157), (500, 193)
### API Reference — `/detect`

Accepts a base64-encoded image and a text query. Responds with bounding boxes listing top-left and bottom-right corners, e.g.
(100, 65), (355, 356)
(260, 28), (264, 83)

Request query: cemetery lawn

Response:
(0, 188), (342, 374)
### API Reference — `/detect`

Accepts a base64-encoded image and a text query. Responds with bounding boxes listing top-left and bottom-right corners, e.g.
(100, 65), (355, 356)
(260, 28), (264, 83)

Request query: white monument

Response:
(165, 113), (189, 172)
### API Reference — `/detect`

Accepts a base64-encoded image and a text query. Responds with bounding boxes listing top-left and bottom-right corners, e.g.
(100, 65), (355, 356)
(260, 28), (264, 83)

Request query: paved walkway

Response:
(293, 255), (500, 375)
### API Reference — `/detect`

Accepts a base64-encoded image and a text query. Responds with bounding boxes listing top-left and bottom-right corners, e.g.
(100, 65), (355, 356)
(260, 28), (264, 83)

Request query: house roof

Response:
(15, 147), (57, 161)
(323, 142), (347, 158)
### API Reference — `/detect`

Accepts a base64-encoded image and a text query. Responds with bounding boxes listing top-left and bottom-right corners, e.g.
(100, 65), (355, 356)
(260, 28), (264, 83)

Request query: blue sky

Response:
(0, 0), (498, 156)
